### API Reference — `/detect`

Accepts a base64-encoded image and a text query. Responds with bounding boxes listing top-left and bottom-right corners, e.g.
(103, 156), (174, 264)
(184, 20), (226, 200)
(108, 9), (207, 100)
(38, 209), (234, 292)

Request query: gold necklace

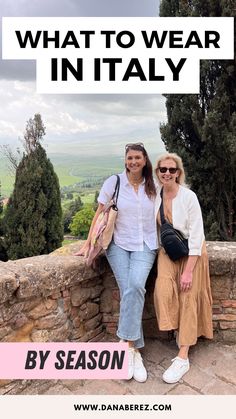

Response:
(128, 175), (143, 192)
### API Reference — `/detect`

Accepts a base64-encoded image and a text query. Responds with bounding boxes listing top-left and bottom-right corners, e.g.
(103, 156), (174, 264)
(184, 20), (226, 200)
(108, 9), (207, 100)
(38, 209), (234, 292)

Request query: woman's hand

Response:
(180, 255), (198, 292)
(74, 241), (90, 257)
(180, 270), (193, 292)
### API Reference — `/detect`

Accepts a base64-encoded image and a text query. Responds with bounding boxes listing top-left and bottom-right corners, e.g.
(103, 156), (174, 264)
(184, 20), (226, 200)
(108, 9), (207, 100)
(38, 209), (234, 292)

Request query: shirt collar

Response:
(122, 170), (145, 186)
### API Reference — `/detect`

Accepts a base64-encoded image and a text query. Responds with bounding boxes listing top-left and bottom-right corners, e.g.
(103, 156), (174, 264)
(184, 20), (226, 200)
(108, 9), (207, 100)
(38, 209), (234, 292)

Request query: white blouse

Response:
(155, 185), (205, 256)
(98, 171), (158, 251)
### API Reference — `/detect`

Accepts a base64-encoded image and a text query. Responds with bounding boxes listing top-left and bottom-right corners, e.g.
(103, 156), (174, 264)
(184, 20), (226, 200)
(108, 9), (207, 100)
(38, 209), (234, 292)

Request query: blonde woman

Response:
(154, 153), (213, 383)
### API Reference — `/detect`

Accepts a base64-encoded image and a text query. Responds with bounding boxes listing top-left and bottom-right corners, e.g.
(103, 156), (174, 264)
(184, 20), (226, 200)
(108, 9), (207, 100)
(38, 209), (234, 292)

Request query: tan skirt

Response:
(154, 242), (213, 346)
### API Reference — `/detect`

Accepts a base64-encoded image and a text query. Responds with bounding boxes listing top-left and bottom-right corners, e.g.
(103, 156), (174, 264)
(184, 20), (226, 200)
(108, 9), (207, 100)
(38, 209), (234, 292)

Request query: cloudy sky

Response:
(0, 0), (166, 161)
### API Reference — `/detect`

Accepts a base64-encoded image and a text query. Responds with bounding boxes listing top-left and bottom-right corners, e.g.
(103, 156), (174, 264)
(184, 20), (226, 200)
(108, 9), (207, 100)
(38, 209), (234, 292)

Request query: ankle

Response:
(177, 346), (189, 360)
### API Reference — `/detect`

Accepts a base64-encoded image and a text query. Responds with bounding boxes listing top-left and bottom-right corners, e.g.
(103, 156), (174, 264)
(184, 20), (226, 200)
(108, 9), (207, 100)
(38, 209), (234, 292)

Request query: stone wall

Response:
(0, 241), (236, 346)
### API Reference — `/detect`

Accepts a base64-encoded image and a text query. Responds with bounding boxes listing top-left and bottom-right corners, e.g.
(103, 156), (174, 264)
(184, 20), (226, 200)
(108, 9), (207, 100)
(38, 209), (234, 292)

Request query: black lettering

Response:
(87, 350), (97, 370)
(165, 58), (186, 81)
(185, 31), (203, 48)
(55, 350), (65, 370)
(169, 31), (183, 48)
(39, 350), (50, 369)
(141, 30), (168, 48)
(43, 31), (60, 48)
(61, 31), (80, 48)
(94, 58), (101, 81)
(103, 58), (122, 81)
(149, 59), (165, 81)
(98, 350), (110, 369)
(123, 58), (146, 81)
(110, 350), (125, 369)
(75, 351), (86, 369)
(61, 58), (83, 81)
(65, 351), (77, 369)
(25, 350), (37, 369)
(205, 31), (220, 48)
(101, 31), (116, 48)
(116, 31), (135, 48)
(80, 31), (95, 48)
(15, 30), (41, 48)
(51, 58), (58, 80)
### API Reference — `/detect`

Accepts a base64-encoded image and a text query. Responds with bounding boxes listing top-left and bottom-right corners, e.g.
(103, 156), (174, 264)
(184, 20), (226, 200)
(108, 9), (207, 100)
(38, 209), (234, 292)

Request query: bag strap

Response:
(111, 175), (120, 206)
(160, 188), (166, 225)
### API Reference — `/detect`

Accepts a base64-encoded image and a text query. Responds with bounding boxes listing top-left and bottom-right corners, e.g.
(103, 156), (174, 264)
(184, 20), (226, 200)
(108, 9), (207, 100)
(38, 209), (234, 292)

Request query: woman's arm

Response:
(74, 203), (104, 256)
(180, 255), (198, 292)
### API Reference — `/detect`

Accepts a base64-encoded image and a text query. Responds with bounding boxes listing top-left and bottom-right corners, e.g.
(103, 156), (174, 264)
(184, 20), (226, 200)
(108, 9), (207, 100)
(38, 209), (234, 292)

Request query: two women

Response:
(77, 146), (213, 384)
(77, 143), (157, 382)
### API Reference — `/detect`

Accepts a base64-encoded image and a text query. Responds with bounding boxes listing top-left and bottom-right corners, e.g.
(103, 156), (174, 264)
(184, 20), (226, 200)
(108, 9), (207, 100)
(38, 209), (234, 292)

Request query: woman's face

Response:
(157, 158), (179, 186)
(125, 149), (146, 176)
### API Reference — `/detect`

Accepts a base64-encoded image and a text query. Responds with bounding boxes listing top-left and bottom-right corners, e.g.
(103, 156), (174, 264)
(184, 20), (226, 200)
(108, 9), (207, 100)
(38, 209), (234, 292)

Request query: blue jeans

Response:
(106, 241), (156, 348)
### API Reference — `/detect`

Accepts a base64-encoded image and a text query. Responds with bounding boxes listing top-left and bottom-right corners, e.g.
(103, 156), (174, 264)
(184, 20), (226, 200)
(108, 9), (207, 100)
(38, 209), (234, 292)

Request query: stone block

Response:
(2, 303), (25, 322)
(224, 307), (236, 314)
(212, 314), (236, 321)
(61, 297), (71, 312)
(102, 313), (119, 323)
(112, 298), (120, 314)
(0, 272), (19, 304)
(211, 277), (233, 300)
(100, 289), (113, 313)
(69, 324), (85, 340)
(77, 325), (103, 342)
(84, 313), (102, 332)
(4, 321), (34, 342)
(34, 311), (68, 329)
(0, 326), (13, 340)
(11, 313), (29, 330)
(220, 329), (236, 342)
(102, 273), (117, 288)
(79, 302), (99, 320)
(219, 321), (236, 330)
(31, 329), (50, 342)
(222, 299), (236, 308)
(27, 299), (58, 319)
(90, 285), (104, 299)
(46, 322), (70, 341)
(70, 287), (91, 307)
(72, 316), (81, 328)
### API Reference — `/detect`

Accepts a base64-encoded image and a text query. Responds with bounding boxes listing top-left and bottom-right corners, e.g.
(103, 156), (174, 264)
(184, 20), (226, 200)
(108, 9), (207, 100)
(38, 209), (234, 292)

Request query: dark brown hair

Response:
(125, 143), (156, 199)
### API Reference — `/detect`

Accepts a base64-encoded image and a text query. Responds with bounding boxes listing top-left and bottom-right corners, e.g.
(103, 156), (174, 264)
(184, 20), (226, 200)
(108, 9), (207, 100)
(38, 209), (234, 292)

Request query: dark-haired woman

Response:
(76, 143), (157, 382)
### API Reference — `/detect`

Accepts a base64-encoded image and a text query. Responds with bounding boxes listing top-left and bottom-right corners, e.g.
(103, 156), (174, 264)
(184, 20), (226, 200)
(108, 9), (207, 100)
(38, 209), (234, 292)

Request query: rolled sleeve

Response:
(97, 175), (118, 205)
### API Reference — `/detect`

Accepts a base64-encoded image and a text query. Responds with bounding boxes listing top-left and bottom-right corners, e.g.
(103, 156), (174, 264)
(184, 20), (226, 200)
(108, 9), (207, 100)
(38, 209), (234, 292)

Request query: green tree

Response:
(4, 114), (63, 259)
(69, 204), (95, 239)
(159, 0), (236, 240)
(93, 190), (99, 211)
(0, 182), (7, 261)
(63, 196), (83, 233)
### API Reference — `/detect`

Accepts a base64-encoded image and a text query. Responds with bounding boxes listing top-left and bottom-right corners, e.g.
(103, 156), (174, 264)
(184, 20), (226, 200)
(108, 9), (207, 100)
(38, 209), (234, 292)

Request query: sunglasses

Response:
(125, 142), (144, 150)
(158, 167), (178, 174)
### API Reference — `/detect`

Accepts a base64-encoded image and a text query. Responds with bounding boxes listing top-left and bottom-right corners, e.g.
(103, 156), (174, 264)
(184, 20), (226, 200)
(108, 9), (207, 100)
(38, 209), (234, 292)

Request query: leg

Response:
(119, 243), (156, 348)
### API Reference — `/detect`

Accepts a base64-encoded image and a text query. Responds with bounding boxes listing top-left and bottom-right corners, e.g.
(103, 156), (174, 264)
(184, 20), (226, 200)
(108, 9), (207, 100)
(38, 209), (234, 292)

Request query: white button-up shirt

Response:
(98, 171), (158, 251)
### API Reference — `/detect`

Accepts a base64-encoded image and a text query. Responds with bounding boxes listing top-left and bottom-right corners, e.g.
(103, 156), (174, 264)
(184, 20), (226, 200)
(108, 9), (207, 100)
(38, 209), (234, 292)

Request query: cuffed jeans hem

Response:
(116, 332), (144, 349)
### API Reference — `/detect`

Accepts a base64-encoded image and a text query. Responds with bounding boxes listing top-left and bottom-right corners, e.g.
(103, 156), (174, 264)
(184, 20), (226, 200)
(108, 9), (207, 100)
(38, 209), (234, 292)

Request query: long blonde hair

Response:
(155, 153), (186, 185)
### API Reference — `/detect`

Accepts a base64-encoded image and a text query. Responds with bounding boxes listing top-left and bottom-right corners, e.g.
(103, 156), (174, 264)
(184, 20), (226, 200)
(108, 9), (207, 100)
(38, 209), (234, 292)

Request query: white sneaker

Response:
(163, 357), (190, 384)
(133, 350), (147, 383)
(127, 347), (135, 380)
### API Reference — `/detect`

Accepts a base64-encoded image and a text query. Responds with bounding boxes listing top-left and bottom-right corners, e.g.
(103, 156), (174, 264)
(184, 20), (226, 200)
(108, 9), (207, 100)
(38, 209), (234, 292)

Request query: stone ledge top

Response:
(0, 241), (235, 304)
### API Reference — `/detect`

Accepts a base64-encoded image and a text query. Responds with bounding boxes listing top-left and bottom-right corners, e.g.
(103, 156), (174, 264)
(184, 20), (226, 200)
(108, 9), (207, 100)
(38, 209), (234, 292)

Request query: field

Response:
(0, 153), (124, 198)
(0, 142), (164, 199)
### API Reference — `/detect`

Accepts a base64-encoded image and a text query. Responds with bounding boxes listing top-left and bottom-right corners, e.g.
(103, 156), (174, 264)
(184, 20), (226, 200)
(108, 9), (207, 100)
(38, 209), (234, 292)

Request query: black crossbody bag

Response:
(159, 189), (189, 261)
